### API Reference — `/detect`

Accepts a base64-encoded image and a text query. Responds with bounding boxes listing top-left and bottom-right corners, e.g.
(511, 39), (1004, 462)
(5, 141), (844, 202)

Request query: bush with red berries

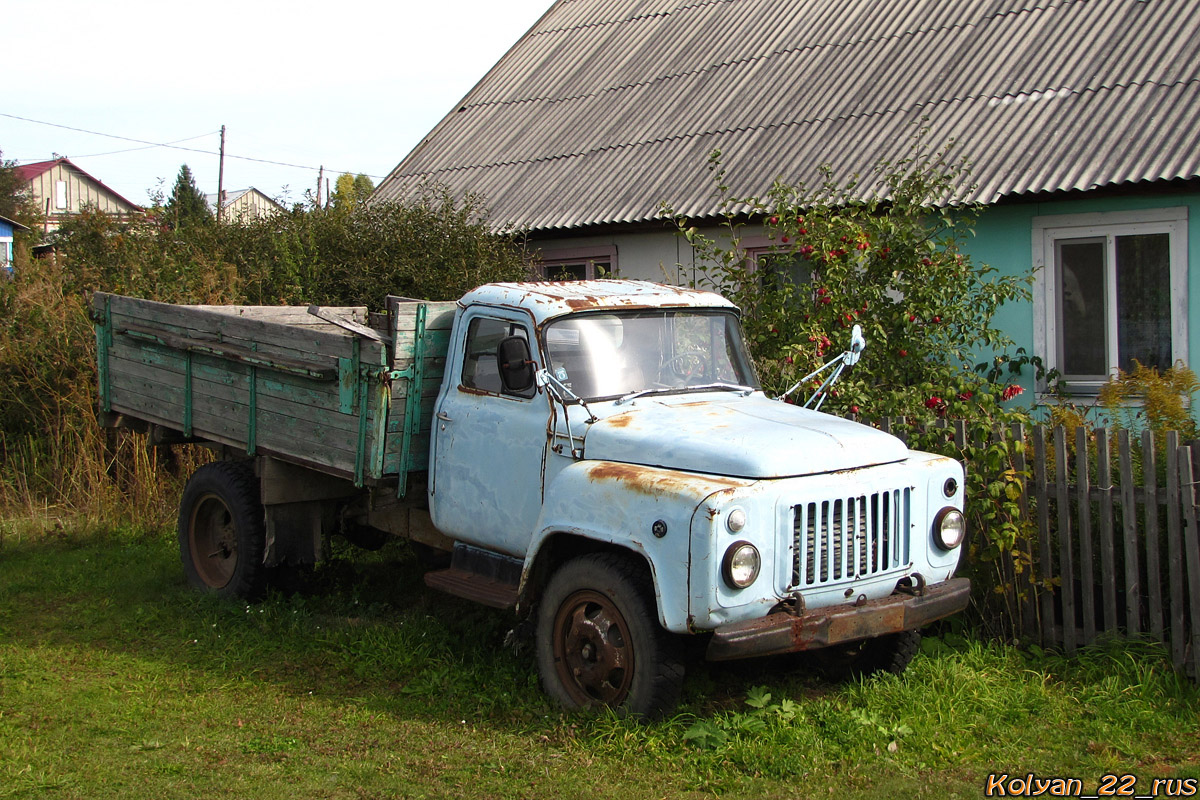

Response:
(666, 143), (1040, 638)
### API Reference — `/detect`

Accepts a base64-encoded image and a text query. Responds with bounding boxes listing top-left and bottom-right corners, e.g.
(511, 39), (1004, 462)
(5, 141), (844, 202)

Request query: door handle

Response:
(436, 411), (453, 422)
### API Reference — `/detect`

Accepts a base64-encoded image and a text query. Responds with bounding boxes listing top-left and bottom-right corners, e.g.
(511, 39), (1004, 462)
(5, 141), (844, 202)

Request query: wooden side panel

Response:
(95, 292), (392, 483)
(386, 298), (457, 475)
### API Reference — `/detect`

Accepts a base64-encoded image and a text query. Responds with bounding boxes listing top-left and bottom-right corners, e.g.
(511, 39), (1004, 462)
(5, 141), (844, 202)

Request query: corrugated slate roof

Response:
(374, 0), (1200, 231)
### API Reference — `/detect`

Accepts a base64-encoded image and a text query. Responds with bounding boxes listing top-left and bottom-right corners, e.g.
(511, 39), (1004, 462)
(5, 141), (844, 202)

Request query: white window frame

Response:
(1032, 207), (1189, 396)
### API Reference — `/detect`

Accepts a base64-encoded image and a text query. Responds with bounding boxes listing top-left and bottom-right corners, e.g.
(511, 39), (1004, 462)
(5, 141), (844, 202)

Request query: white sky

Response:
(2, 0), (554, 207)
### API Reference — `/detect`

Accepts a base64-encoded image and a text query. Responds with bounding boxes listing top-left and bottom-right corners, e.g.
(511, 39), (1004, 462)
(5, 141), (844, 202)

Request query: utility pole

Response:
(316, 166), (324, 208)
(216, 125), (226, 223)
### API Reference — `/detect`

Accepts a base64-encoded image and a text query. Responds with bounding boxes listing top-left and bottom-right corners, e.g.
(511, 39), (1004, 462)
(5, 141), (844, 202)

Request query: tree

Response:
(665, 144), (1038, 630)
(164, 165), (213, 229)
(0, 151), (40, 229)
(330, 173), (375, 210)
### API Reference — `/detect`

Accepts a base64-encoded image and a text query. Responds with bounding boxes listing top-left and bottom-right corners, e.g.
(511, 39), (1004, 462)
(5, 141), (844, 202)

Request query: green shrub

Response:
(663, 143), (1037, 636)
(0, 187), (532, 520)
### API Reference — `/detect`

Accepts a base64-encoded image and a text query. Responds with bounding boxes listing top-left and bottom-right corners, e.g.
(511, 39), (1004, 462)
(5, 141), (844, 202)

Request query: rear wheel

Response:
(178, 461), (267, 600)
(536, 553), (684, 719)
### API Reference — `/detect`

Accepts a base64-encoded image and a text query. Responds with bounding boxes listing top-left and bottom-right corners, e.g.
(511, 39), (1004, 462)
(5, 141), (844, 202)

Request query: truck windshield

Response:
(542, 310), (759, 400)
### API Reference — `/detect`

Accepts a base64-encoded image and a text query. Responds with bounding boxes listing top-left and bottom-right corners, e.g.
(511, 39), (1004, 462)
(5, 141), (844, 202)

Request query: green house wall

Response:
(961, 189), (1200, 415)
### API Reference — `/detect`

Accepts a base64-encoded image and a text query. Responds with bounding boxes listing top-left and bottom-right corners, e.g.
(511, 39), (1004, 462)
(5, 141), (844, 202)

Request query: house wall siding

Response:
(26, 164), (134, 218)
(532, 188), (1200, 419)
(963, 190), (1200, 409)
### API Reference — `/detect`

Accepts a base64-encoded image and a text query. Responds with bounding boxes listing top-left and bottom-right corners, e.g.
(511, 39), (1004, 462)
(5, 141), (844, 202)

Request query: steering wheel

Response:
(657, 351), (707, 385)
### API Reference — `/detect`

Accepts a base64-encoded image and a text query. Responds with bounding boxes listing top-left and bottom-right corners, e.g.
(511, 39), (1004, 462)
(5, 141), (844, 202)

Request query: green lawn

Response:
(1, 523), (1197, 799)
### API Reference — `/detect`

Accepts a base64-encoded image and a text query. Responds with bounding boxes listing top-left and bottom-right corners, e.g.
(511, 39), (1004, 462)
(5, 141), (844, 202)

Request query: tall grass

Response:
(0, 195), (531, 528)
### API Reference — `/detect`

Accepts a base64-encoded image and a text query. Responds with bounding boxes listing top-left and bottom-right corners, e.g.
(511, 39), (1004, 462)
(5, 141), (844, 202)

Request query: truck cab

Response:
(422, 281), (969, 715)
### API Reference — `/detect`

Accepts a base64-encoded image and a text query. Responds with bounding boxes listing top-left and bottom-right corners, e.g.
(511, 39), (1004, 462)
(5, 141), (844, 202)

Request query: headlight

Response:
(726, 507), (747, 533)
(934, 507), (966, 550)
(722, 541), (760, 589)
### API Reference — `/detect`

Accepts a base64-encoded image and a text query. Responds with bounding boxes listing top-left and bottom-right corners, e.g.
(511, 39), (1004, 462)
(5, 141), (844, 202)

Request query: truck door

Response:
(430, 309), (547, 557)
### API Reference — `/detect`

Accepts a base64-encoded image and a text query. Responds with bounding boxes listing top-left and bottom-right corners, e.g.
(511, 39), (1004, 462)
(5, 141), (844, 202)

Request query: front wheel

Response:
(536, 553), (684, 719)
(816, 629), (922, 680)
(178, 461), (267, 600)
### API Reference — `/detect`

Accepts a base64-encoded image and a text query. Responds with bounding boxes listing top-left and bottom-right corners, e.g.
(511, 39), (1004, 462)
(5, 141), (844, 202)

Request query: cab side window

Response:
(461, 317), (534, 398)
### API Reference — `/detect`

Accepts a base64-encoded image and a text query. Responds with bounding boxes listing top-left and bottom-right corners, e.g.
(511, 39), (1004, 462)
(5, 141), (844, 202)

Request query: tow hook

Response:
(896, 573), (927, 597)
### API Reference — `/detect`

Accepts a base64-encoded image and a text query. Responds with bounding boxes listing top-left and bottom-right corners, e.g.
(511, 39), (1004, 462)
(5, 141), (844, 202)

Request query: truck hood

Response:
(583, 394), (909, 479)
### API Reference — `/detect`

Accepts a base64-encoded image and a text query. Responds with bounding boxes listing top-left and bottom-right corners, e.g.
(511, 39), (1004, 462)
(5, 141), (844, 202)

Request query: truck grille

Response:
(790, 488), (911, 589)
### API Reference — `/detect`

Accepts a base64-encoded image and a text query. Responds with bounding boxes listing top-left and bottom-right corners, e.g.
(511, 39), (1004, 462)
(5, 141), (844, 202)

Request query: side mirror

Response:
(497, 336), (535, 395)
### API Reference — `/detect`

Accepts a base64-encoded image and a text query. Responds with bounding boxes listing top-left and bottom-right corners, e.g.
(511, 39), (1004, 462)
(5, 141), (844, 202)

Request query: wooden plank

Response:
(116, 323), (339, 379)
(1055, 425), (1076, 654)
(1118, 429), (1142, 634)
(106, 294), (386, 364)
(394, 328), (453, 356)
(383, 433), (432, 473)
(109, 375), (370, 466)
(1096, 429), (1119, 634)
(1011, 422), (1037, 638)
(1033, 425), (1056, 647)
(1177, 447), (1200, 680)
(107, 354), (388, 476)
(390, 298), (457, 330)
(109, 351), (360, 430)
(1143, 430), (1164, 642)
(1167, 433), (1187, 670)
(1076, 426), (1096, 645)
(190, 304), (368, 325)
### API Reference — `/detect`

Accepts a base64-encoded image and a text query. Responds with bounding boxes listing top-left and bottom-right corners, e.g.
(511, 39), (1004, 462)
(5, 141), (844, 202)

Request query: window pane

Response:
(1057, 238), (1106, 377)
(462, 317), (508, 393)
(543, 311), (758, 399)
(757, 251), (810, 295)
(1116, 233), (1171, 371)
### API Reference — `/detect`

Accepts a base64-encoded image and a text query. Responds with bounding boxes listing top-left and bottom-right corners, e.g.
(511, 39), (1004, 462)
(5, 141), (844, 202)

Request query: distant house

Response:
(206, 187), (286, 223)
(15, 158), (142, 233)
(375, 0), (1200, 406)
(0, 214), (29, 275)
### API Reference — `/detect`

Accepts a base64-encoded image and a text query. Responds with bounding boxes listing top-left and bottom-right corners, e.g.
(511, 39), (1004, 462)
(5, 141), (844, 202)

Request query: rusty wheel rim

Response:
(551, 589), (634, 706)
(188, 492), (237, 589)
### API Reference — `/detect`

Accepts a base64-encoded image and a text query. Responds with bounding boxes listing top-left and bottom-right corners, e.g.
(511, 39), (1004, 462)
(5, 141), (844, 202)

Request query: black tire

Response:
(816, 629), (922, 680)
(177, 461), (267, 601)
(536, 552), (684, 720)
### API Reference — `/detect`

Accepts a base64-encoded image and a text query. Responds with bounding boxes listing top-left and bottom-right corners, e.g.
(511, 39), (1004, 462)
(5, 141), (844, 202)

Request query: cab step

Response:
(422, 544), (521, 610)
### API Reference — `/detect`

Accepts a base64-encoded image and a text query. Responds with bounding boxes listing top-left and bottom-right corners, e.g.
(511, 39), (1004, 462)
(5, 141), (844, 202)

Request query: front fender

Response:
(526, 460), (755, 633)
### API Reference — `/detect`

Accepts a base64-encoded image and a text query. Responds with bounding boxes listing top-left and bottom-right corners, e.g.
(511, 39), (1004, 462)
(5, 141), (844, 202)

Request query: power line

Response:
(1, 112), (386, 179)
(73, 132), (219, 159)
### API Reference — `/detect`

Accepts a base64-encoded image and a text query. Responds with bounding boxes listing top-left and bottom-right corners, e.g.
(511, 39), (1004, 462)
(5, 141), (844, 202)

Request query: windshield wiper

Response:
(615, 382), (755, 406)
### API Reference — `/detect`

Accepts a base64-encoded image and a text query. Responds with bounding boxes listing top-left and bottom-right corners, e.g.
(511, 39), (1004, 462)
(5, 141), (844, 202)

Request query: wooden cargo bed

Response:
(93, 292), (456, 491)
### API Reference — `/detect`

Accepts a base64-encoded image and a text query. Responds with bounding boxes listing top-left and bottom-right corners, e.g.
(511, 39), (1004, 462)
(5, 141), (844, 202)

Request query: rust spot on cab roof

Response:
(605, 413), (634, 429)
(585, 461), (747, 498)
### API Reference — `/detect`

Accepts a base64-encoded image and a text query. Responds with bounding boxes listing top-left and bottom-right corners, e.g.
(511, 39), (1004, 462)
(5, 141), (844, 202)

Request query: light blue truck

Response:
(93, 280), (970, 717)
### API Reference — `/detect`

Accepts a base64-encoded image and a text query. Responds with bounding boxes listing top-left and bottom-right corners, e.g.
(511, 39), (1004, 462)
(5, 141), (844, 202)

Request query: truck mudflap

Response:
(706, 578), (971, 661)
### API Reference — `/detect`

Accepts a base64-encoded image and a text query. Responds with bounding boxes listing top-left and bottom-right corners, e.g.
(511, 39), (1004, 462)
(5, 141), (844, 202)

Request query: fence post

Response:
(1167, 432), (1186, 671)
(1055, 425), (1077, 654)
(1096, 429), (1119, 634)
(1034, 425), (1056, 648)
(1143, 430), (1163, 643)
(1076, 426), (1096, 645)
(1176, 445), (1200, 680)
(1118, 430), (1142, 634)
(1012, 421), (1038, 638)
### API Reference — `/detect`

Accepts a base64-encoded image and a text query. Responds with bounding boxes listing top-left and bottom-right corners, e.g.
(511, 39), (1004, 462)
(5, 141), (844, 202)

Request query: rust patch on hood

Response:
(585, 461), (748, 498)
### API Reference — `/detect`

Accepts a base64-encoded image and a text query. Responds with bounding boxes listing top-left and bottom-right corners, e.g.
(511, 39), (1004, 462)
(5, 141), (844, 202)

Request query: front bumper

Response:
(706, 578), (971, 661)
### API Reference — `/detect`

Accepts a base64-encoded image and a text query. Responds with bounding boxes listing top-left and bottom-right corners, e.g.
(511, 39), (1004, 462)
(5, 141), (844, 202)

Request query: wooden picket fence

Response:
(876, 418), (1200, 680)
